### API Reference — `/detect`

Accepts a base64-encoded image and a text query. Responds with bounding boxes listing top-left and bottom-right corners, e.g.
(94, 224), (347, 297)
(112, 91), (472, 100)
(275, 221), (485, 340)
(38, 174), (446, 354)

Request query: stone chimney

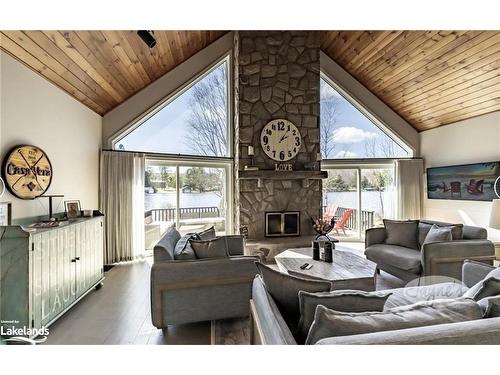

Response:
(234, 31), (322, 241)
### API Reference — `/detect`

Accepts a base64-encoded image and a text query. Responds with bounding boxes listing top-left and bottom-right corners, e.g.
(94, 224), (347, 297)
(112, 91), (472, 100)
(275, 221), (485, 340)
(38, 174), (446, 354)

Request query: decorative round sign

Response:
(260, 119), (302, 162)
(2, 145), (53, 200)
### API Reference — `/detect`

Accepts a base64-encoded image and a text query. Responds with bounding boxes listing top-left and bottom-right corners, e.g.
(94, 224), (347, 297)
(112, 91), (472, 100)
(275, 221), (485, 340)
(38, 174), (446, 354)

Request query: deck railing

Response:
(145, 206), (221, 222)
(322, 205), (374, 232)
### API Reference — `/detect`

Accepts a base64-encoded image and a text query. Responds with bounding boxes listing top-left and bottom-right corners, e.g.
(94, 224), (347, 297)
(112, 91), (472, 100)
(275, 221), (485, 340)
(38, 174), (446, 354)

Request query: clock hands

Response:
(279, 130), (290, 143)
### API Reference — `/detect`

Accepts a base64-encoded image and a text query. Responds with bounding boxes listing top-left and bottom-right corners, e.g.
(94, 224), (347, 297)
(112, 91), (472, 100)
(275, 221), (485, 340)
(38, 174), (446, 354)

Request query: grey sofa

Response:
(151, 226), (259, 328)
(250, 260), (500, 344)
(364, 219), (495, 282)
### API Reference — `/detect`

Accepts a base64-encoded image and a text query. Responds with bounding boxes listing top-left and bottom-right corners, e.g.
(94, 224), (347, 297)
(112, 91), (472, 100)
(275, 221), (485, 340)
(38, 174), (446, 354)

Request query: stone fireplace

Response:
(234, 31), (324, 248)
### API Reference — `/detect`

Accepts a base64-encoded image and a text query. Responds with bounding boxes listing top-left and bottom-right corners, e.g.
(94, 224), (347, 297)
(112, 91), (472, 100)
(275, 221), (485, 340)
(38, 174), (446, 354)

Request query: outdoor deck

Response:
(144, 205), (373, 250)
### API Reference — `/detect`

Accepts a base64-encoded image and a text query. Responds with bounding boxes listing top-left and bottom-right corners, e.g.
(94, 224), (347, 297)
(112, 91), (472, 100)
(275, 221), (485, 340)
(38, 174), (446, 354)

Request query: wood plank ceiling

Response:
(0, 30), (498, 131)
(0, 31), (226, 115)
(321, 31), (500, 131)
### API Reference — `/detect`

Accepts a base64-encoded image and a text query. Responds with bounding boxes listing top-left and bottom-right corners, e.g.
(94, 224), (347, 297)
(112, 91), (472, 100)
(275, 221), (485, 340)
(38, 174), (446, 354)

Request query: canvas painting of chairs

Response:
(427, 161), (500, 201)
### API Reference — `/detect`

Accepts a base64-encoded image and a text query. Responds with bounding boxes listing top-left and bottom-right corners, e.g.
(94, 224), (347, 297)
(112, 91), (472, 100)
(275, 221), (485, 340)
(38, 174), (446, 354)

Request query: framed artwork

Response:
(0, 202), (12, 226)
(65, 200), (81, 218)
(427, 161), (500, 201)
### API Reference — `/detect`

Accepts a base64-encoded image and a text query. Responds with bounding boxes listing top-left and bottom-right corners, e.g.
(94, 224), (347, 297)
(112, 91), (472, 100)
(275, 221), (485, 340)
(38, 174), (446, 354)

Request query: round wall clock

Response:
(2, 145), (53, 200)
(260, 119), (302, 162)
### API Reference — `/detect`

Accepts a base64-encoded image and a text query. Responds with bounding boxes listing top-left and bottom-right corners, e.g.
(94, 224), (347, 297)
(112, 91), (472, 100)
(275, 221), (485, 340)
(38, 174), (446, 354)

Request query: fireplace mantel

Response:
(239, 170), (327, 180)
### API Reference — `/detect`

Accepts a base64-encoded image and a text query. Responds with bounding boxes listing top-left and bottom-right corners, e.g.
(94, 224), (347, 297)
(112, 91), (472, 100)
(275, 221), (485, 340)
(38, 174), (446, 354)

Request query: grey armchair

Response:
(150, 226), (259, 328)
(365, 219), (495, 282)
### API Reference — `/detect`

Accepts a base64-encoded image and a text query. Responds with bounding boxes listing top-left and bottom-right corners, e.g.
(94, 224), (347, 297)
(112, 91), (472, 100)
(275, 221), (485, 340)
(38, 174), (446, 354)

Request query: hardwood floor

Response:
(44, 244), (404, 345)
(44, 260), (211, 345)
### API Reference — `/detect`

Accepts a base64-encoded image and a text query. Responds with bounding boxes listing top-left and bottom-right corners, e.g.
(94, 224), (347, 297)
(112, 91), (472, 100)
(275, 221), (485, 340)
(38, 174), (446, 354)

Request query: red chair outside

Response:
(334, 208), (353, 235)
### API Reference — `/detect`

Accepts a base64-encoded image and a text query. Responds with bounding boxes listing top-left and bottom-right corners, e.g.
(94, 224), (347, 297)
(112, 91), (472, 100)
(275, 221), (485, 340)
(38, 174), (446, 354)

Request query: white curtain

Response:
(395, 159), (424, 220)
(100, 151), (145, 264)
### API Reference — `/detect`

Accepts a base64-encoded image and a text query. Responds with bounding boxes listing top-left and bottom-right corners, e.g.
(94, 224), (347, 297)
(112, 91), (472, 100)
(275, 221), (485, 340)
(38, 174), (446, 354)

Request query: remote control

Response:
(300, 263), (309, 270)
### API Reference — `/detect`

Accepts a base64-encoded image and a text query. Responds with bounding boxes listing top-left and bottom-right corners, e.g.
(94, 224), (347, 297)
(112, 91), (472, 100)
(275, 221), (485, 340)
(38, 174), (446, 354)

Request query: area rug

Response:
(211, 317), (251, 345)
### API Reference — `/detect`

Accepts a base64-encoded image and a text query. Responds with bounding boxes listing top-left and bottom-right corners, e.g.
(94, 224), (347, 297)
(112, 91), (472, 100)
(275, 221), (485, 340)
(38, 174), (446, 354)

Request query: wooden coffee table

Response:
(275, 246), (377, 291)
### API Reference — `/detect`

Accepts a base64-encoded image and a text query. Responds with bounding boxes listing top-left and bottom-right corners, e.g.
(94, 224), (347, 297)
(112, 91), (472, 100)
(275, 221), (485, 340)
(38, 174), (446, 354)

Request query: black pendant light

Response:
(137, 30), (157, 48)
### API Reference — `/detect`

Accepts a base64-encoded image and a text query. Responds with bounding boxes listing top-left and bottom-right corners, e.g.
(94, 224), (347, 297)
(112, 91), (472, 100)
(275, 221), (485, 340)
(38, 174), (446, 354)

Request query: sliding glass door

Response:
(144, 159), (232, 252)
(322, 163), (396, 241)
(323, 169), (359, 241)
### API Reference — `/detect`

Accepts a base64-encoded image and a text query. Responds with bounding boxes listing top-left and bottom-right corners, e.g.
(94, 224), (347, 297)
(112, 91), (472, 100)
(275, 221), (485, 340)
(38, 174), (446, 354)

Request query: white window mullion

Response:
(175, 165), (180, 229)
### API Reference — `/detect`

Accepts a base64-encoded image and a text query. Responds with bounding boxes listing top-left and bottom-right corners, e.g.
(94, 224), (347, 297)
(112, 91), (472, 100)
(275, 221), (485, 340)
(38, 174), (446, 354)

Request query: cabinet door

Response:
(75, 222), (85, 299)
(61, 226), (76, 310)
(31, 234), (43, 329)
(49, 230), (63, 319)
(94, 218), (104, 282)
(40, 232), (51, 326)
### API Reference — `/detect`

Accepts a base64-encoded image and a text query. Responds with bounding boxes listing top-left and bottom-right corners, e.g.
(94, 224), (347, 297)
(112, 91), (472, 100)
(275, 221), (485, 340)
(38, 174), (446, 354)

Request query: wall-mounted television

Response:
(426, 161), (500, 201)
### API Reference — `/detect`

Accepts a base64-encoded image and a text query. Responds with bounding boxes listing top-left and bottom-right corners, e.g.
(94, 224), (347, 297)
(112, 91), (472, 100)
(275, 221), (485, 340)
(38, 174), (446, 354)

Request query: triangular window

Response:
(320, 75), (409, 159)
(115, 58), (229, 157)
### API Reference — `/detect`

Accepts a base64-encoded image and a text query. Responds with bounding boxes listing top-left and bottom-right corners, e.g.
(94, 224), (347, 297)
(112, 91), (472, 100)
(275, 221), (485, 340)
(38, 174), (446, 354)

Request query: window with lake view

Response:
(113, 57), (232, 251)
(320, 74), (402, 240)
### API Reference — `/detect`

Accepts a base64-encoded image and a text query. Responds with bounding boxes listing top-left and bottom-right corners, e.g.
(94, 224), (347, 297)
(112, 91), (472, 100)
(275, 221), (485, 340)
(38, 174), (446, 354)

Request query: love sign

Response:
(2, 145), (53, 200)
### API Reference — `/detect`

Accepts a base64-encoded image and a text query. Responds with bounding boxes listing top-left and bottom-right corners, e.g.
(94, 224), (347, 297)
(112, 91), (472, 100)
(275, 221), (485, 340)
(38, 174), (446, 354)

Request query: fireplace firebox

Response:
(265, 211), (300, 237)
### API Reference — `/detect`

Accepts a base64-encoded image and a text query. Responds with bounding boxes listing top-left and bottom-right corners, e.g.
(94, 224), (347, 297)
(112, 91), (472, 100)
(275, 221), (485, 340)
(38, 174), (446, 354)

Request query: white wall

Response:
(1, 51), (102, 221)
(421, 111), (500, 241)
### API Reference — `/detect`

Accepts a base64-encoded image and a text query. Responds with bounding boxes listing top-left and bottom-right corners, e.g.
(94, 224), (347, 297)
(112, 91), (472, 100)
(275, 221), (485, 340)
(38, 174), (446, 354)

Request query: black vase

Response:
(324, 242), (333, 263)
(312, 241), (320, 260)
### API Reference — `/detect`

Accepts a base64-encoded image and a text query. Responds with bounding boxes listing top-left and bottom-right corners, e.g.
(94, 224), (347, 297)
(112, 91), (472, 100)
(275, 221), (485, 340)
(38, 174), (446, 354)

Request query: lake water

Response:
(144, 191), (223, 211)
(145, 190), (394, 218)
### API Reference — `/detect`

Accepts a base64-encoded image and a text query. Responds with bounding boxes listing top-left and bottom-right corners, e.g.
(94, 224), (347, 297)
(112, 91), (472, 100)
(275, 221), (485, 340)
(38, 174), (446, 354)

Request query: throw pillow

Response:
(418, 222), (464, 246)
(383, 219), (419, 250)
(297, 290), (392, 343)
(462, 276), (500, 301)
(189, 237), (228, 259)
(198, 226), (216, 240)
(173, 233), (199, 260)
(255, 262), (332, 335)
(305, 298), (483, 345)
(422, 224), (453, 246)
(418, 222), (434, 247)
(478, 295), (500, 318)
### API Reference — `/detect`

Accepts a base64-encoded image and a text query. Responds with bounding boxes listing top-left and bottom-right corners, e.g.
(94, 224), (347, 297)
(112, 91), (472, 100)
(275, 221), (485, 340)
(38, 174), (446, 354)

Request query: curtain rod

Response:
(102, 149), (422, 163)
(101, 149), (234, 162)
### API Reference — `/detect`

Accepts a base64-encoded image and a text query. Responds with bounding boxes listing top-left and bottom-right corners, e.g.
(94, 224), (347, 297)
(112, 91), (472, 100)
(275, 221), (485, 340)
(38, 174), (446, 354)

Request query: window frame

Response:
(112, 53), (233, 159)
(322, 160), (396, 241)
(145, 156), (234, 235)
(320, 71), (414, 162)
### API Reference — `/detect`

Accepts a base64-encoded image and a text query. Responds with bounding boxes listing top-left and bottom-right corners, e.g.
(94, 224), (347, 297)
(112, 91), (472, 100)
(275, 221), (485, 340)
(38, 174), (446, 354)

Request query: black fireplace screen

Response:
(265, 211), (300, 237)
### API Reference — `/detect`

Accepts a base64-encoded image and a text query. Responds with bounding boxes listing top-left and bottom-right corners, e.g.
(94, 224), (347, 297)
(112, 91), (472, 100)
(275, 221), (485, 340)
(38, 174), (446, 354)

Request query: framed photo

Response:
(0, 202), (12, 226)
(65, 200), (81, 218)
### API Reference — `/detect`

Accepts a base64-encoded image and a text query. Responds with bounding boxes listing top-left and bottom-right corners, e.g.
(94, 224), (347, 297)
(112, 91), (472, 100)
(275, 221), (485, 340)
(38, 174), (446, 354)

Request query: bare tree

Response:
(364, 134), (400, 158)
(363, 135), (400, 218)
(320, 80), (340, 159)
(185, 64), (228, 157)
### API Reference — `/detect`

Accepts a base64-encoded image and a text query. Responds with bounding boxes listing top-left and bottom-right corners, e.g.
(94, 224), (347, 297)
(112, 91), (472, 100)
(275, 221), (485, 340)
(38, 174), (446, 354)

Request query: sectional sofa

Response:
(250, 260), (500, 344)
